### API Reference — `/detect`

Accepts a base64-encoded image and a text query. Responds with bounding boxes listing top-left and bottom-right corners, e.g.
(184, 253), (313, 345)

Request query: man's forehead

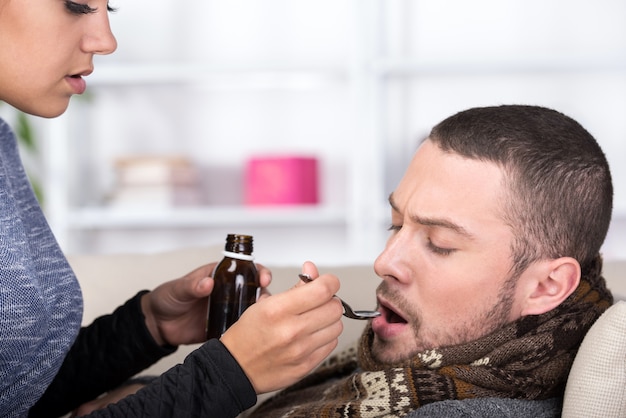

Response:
(389, 143), (508, 238)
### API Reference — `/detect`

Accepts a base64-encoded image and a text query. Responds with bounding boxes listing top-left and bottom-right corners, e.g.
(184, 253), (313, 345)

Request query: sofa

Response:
(67, 245), (626, 416)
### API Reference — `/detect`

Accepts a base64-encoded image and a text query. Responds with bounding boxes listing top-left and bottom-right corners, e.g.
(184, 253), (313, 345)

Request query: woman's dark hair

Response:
(429, 105), (613, 276)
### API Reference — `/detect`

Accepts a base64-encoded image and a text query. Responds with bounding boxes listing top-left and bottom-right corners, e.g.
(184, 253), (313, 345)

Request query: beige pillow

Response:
(562, 301), (626, 417)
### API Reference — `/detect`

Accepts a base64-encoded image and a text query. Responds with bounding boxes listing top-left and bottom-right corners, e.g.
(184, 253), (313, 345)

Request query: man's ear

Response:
(521, 257), (581, 316)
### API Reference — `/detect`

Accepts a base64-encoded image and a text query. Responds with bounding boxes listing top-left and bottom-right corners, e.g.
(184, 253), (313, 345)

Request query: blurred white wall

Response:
(35, 0), (626, 263)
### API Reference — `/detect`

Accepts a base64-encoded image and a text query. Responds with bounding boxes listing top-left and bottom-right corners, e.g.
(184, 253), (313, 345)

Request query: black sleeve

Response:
(29, 291), (177, 418)
(85, 339), (257, 418)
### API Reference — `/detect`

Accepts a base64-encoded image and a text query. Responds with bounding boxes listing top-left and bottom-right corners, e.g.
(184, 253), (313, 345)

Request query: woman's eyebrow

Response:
(388, 193), (400, 213)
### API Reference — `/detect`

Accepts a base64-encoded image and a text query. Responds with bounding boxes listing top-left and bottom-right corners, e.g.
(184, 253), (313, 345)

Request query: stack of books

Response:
(107, 155), (203, 208)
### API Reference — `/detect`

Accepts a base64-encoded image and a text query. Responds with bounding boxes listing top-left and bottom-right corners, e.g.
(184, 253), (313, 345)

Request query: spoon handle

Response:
(298, 273), (380, 320)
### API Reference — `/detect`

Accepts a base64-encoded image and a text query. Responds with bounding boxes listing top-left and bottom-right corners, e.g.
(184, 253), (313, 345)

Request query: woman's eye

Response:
(65, 0), (97, 14)
(387, 224), (402, 233)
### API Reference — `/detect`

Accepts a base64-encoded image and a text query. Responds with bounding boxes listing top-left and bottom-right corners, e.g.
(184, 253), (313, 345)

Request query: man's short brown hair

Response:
(429, 105), (613, 277)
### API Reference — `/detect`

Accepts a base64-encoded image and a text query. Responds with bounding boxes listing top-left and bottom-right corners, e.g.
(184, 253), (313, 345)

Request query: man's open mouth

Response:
(380, 303), (408, 324)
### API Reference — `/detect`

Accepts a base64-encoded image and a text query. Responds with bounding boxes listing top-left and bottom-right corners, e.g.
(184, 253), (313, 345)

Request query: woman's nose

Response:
(82, 13), (117, 55)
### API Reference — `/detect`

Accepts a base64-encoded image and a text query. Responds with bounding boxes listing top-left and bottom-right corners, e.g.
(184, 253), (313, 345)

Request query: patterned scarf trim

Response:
(252, 255), (612, 417)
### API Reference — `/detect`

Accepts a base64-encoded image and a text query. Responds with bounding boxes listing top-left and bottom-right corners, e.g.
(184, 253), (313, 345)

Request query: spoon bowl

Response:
(298, 273), (381, 320)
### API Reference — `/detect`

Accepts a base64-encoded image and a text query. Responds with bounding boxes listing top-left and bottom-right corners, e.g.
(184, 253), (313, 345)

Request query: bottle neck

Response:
(222, 250), (255, 261)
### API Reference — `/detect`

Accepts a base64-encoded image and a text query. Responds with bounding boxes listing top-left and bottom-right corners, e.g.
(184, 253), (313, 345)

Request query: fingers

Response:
(189, 262), (270, 299)
(295, 261), (320, 288)
(256, 264), (273, 300)
(276, 273), (340, 316)
(254, 317), (343, 393)
(221, 283), (343, 393)
(256, 263), (272, 288)
(163, 263), (215, 303)
(293, 323), (342, 373)
(301, 261), (319, 278)
(289, 289), (343, 342)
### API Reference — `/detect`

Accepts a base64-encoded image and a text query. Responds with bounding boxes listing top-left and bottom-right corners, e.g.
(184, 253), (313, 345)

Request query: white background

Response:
(4, 0), (624, 265)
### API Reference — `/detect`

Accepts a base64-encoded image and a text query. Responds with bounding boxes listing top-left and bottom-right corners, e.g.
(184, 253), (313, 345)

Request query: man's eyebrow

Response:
(388, 193), (475, 240)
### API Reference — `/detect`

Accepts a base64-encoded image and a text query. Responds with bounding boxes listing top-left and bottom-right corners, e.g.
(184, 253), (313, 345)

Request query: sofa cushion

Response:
(68, 245), (626, 411)
(604, 259), (626, 300)
(562, 301), (626, 417)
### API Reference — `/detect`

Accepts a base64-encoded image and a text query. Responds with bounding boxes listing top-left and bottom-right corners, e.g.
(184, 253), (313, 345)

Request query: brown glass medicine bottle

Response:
(206, 234), (260, 340)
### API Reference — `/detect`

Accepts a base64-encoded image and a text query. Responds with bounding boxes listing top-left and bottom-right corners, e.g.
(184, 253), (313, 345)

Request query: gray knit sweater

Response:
(0, 117), (83, 417)
(404, 397), (561, 417)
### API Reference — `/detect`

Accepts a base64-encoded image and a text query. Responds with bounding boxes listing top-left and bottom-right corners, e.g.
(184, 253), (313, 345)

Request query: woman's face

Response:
(0, 0), (117, 117)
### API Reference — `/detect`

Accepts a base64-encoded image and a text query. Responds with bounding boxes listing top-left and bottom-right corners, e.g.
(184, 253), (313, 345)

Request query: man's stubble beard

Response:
(370, 272), (518, 365)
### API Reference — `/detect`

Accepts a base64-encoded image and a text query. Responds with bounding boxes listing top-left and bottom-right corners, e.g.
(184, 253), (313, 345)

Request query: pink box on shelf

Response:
(245, 156), (319, 205)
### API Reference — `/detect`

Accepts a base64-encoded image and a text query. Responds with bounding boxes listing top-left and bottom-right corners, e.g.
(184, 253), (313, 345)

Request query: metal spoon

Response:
(298, 273), (381, 320)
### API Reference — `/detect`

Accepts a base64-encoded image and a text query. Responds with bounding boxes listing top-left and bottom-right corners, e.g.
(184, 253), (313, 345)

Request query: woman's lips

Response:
(65, 75), (86, 94)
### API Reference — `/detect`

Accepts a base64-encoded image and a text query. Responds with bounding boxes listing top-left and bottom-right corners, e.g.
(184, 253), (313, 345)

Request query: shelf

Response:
(42, 1), (626, 263)
(88, 63), (349, 89)
(371, 57), (626, 77)
(65, 205), (347, 229)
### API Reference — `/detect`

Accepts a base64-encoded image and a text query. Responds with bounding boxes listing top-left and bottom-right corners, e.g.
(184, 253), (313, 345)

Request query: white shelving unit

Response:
(41, 0), (626, 266)
(42, 0), (389, 266)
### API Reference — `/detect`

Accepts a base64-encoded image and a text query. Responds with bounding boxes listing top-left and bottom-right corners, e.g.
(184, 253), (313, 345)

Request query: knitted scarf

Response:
(251, 255), (613, 418)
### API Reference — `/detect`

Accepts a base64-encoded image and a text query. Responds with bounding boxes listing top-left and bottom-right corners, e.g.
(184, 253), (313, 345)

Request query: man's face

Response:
(371, 139), (527, 364)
